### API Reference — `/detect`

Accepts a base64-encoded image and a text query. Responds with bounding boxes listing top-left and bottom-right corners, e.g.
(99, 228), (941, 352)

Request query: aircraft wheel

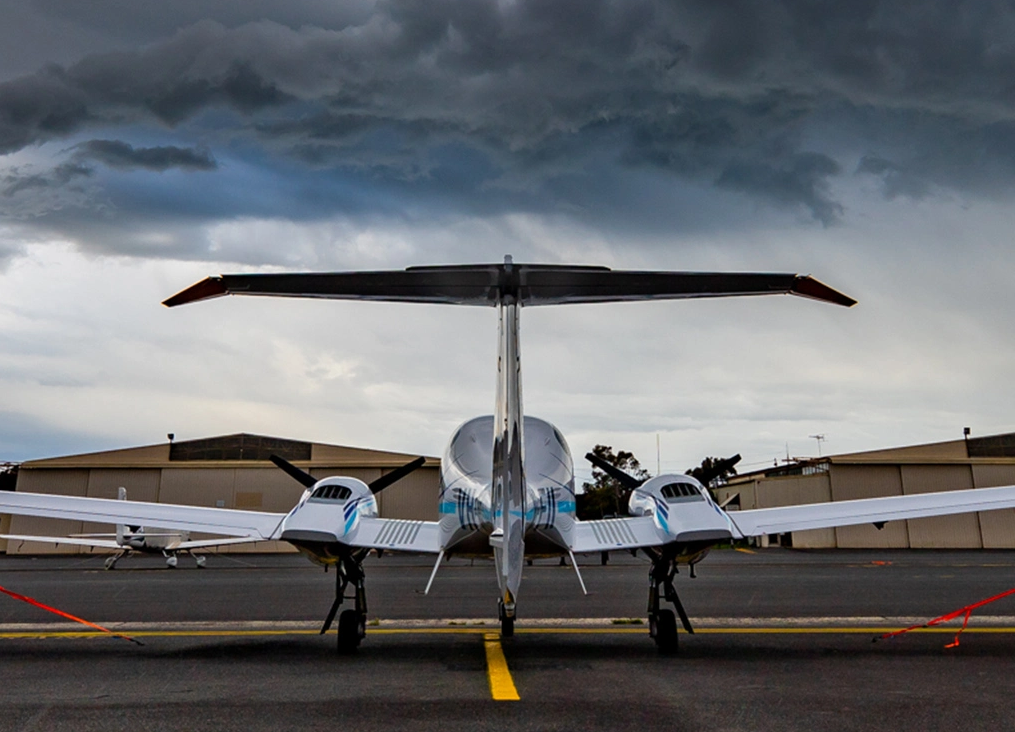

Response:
(104, 556), (118, 570)
(195, 556), (207, 568)
(653, 609), (678, 654)
(337, 609), (362, 654)
(165, 554), (178, 569)
(501, 614), (514, 637)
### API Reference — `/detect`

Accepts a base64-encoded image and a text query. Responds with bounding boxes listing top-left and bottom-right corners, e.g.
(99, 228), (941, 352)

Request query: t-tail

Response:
(163, 253), (856, 637)
(491, 258), (525, 625)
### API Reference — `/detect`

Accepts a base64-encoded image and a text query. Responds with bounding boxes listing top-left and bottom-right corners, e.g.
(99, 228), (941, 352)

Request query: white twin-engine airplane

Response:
(0, 487), (260, 569)
(5, 258), (1015, 654)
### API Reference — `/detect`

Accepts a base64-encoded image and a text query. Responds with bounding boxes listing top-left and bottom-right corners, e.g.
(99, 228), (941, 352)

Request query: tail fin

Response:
(115, 487), (126, 546)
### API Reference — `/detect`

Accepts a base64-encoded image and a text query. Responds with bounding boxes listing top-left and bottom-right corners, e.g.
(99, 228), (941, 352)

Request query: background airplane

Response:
(0, 487), (260, 568)
(4, 259), (1015, 654)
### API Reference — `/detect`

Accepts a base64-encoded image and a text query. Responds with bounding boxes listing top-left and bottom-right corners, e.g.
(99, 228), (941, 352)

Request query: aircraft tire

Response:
(501, 614), (514, 637)
(654, 609), (678, 654)
(337, 609), (362, 654)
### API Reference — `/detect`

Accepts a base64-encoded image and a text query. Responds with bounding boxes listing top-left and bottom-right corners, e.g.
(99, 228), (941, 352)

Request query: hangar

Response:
(716, 431), (1015, 549)
(1, 433), (439, 555)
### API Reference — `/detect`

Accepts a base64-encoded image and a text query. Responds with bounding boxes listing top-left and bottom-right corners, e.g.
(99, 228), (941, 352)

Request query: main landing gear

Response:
(646, 547), (695, 654)
(322, 550), (368, 654)
(498, 597), (515, 637)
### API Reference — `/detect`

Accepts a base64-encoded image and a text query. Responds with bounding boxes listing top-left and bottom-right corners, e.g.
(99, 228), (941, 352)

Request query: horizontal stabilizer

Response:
(164, 262), (856, 309)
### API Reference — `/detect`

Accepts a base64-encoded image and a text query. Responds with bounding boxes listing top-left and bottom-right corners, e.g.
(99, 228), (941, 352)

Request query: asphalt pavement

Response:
(2, 549), (1015, 732)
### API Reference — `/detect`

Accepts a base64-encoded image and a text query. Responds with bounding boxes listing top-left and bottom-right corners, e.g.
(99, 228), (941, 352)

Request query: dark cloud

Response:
(856, 154), (932, 200)
(73, 139), (216, 171)
(1, 1), (1015, 246)
(717, 152), (844, 226)
(2, 160), (91, 197)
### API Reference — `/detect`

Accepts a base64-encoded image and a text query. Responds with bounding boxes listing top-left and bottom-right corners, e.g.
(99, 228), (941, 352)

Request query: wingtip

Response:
(162, 277), (228, 308)
(791, 276), (857, 308)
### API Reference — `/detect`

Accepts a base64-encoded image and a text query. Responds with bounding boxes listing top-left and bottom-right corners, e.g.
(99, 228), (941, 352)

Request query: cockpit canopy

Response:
(659, 482), (704, 503)
(310, 484), (353, 501)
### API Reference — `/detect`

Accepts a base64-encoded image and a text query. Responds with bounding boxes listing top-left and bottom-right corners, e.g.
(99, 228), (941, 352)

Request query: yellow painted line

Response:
(483, 633), (520, 701)
(734, 547), (757, 554)
(4, 626), (1015, 641)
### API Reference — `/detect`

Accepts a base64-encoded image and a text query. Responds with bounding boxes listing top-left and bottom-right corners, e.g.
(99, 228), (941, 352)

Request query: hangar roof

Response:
(729, 431), (1015, 483)
(19, 433), (439, 470)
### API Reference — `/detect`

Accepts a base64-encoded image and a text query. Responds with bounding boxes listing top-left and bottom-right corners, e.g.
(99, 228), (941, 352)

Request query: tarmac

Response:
(2, 549), (1015, 731)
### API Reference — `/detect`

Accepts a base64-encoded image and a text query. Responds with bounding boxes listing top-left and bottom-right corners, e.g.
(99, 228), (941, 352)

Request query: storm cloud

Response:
(72, 140), (216, 171)
(1, 0), (1014, 247)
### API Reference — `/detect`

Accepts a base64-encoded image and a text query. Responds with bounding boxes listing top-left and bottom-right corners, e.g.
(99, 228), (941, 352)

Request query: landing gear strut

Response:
(646, 547), (694, 654)
(321, 550), (368, 653)
(498, 597), (515, 637)
(104, 551), (126, 570)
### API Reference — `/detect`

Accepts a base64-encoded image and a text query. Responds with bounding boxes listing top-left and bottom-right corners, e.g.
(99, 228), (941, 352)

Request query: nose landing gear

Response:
(646, 547), (695, 654)
(321, 550), (368, 653)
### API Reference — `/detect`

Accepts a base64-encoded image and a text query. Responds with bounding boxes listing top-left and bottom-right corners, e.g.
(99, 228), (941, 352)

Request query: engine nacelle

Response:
(279, 477), (378, 546)
(628, 474), (734, 545)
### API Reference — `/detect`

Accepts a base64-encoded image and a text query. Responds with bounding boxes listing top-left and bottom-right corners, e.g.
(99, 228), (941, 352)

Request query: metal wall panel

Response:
(8, 470), (89, 553)
(902, 465), (980, 548)
(220, 468), (304, 553)
(972, 464), (1015, 548)
(159, 468), (236, 508)
(231, 468), (305, 513)
(830, 465), (909, 548)
(756, 474), (835, 548)
(80, 469), (163, 537)
(377, 467), (440, 521)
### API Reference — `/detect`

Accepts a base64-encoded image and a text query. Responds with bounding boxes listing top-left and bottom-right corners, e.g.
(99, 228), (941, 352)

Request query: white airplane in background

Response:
(0, 487), (259, 568)
(5, 257), (1015, 654)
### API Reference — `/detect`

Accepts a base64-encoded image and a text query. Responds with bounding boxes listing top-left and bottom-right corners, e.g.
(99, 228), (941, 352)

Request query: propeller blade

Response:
(368, 456), (427, 494)
(270, 455), (318, 489)
(584, 452), (645, 490)
(320, 598), (341, 634)
(694, 454), (742, 487)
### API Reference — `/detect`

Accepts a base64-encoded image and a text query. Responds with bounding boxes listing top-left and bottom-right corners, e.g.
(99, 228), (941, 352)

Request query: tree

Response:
(577, 444), (650, 520)
(0, 462), (18, 492)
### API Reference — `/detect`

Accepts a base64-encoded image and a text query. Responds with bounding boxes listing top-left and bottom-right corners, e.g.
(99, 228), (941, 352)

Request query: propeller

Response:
(689, 454), (741, 488)
(270, 454), (427, 494)
(584, 452), (645, 490)
(270, 455), (317, 488)
(367, 456), (427, 493)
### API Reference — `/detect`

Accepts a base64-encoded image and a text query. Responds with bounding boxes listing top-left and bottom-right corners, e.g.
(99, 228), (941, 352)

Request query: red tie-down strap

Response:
(877, 586), (1015, 649)
(0, 584), (142, 646)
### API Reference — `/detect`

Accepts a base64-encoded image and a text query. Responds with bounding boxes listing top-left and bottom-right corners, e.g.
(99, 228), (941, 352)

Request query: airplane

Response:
(4, 257), (1015, 654)
(0, 487), (260, 568)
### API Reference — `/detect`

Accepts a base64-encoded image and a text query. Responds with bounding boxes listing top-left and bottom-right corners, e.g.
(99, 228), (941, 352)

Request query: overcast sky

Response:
(2, 1), (1014, 481)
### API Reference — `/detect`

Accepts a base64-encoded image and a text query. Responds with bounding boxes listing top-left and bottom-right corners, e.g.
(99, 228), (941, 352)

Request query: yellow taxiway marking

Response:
(483, 632), (520, 701)
(4, 626), (1015, 640)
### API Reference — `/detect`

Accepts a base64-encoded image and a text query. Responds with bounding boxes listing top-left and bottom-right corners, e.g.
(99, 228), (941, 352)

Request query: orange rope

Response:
(877, 586), (1015, 648)
(0, 584), (142, 645)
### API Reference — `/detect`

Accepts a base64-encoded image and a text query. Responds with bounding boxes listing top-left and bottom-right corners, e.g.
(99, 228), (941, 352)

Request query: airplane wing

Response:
(569, 517), (667, 553)
(176, 536), (276, 550)
(0, 491), (286, 540)
(342, 517), (441, 553)
(0, 534), (121, 549)
(728, 484), (1015, 537)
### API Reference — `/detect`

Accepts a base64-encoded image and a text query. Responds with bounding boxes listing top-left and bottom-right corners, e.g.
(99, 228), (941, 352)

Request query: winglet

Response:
(790, 276), (857, 308)
(162, 277), (228, 308)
